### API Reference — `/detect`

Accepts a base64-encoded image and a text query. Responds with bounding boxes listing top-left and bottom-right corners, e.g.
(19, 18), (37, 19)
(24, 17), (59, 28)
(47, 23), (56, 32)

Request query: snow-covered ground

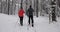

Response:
(0, 13), (60, 32)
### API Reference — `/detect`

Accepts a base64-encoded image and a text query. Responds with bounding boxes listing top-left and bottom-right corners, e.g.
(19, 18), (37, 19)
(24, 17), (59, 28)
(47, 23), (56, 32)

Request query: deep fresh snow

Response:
(0, 13), (60, 32)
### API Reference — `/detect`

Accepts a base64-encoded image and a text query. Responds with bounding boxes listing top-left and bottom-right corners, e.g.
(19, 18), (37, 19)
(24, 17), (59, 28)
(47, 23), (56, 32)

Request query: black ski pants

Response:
(28, 15), (34, 25)
(19, 16), (23, 26)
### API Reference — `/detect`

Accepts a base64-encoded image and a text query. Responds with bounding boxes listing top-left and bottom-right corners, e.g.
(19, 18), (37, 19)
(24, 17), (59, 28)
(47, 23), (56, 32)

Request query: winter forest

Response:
(0, 0), (60, 16)
(0, 0), (60, 32)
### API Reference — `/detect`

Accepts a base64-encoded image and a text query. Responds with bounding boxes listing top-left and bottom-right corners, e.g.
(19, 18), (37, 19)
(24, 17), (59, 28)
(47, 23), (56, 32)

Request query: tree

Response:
(21, 0), (23, 8)
(0, 2), (1, 13)
(40, 0), (45, 16)
(34, 0), (36, 16)
(8, 0), (10, 15)
(25, 0), (28, 15)
(36, 0), (38, 17)
(51, 0), (57, 22)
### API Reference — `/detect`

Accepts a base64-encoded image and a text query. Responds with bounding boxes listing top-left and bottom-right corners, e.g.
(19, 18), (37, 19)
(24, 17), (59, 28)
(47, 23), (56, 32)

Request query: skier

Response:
(27, 5), (34, 27)
(18, 7), (25, 26)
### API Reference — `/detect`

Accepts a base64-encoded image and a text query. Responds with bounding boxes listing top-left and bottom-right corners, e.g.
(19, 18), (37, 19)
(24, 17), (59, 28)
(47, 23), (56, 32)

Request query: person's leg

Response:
(19, 16), (21, 25)
(28, 16), (30, 25)
(31, 16), (34, 27)
(21, 17), (23, 26)
(20, 17), (22, 26)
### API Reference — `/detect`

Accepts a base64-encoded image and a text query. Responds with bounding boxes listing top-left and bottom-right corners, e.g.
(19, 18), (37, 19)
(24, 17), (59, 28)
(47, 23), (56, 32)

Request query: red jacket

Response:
(18, 9), (24, 17)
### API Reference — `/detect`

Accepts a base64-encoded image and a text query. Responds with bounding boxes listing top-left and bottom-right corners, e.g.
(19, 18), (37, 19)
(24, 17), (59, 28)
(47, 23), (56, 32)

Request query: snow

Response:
(0, 13), (60, 32)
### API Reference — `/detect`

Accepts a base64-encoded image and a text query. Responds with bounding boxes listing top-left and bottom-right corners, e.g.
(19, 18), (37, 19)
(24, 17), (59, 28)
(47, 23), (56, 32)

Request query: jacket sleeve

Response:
(32, 9), (34, 12)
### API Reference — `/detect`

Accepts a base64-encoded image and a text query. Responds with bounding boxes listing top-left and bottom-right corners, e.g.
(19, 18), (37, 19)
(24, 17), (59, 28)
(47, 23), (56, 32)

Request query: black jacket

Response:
(27, 8), (34, 16)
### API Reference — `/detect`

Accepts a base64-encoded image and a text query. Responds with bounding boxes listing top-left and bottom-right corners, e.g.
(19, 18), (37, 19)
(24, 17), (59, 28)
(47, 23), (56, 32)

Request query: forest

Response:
(0, 0), (60, 17)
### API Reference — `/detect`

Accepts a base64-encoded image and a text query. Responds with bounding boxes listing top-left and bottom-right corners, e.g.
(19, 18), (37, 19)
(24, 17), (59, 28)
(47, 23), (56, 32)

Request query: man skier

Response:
(18, 7), (25, 26)
(27, 5), (34, 27)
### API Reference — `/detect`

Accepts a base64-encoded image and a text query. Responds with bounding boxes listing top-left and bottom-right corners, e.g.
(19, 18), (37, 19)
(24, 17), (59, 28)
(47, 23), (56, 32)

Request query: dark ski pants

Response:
(19, 16), (23, 26)
(28, 15), (34, 26)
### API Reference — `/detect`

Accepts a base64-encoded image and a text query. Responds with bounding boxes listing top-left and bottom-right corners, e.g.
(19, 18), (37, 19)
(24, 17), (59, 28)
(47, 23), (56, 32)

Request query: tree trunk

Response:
(36, 0), (38, 17)
(8, 0), (10, 15)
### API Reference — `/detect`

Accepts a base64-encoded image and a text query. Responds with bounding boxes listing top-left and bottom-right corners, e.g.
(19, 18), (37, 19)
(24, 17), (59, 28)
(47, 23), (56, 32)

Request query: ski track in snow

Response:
(0, 13), (60, 32)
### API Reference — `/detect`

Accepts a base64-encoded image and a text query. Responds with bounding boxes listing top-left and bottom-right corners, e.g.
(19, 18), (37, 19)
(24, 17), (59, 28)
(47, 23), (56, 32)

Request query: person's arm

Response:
(32, 9), (34, 12)
(22, 9), (25, 13)
(23, 10), (25, 13)
(27, 9), (29, 13)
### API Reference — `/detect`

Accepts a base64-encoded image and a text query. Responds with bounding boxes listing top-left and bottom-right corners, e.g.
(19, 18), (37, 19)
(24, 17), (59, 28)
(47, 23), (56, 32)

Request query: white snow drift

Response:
(0, 13), (60, 32)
